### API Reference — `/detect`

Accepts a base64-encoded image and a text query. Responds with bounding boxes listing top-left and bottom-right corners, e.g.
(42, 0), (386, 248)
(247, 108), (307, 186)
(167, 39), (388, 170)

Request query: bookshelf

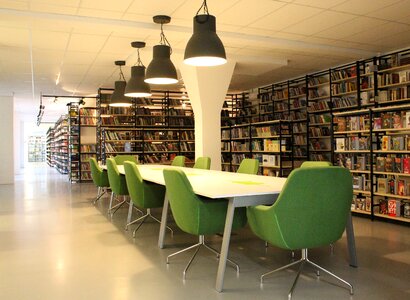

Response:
(28, 136), (46, 162)
(46, 127), (54, 166)
(97, 88), (195, 165)
(221, 120), (293, 176)
(68, 103), (80, 182)
(53, 115), (69, 174)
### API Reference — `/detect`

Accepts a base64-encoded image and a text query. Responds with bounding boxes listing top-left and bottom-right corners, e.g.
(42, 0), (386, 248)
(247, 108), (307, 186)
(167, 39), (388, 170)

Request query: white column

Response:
(180, 61), (236, 170)
(0, 96), (14, 184)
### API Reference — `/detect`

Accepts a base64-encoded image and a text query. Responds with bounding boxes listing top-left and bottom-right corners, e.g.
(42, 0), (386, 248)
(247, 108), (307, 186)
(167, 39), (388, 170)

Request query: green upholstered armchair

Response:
(171, 155), (185, 167)
(113, 155), (138, 165)
(247, 166), (354, 299)
(89, 157), (110, 204)
(300, 161), (332, 168)
(193, 157), (211, 170)
(106, 158), (130, 218)
(237, 158), (259, 174)
(123, 161), (173, 237)
(163, 168), (247, 280)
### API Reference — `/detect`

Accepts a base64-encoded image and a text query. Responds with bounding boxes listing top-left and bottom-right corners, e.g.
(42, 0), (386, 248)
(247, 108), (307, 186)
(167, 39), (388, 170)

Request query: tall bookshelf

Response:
(97, 89), (195, 165)
(46, 127), (55, 167)
(28, 136), (46, 162)
(53, 115), (69, 174)
(68, 103), (80, 182)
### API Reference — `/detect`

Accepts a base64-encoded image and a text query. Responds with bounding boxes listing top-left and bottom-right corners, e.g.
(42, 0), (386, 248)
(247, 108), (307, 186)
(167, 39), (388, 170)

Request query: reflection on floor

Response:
(0, 164), (409, 299)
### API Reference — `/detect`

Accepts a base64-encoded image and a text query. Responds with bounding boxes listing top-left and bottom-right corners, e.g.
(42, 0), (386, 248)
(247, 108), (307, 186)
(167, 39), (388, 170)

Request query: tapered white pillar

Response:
(0, 96), (14, 184)
(180, 61), (236, 170)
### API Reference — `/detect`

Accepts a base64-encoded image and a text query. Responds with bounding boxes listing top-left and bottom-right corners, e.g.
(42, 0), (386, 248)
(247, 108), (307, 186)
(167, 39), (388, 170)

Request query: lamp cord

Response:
(135, 49), (144, 67)
(196, 0), (209, 15)
(119, 65), (126, 81)
(159, 23), (172, 54)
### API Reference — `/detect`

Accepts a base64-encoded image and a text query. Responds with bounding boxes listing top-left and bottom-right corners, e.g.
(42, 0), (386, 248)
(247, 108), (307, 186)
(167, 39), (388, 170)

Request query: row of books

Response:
(308, 99), (330, 112)
(272, 90), (288, 100)
(308, 89), (329, 99)
(352, 195), (371, 212)
(378, 87), (410, 102)
(293, 123), (306, 133)
(251, 140), (283, 152)
(336, 154), (368, 171)
(331, 81), (357, 95)
(289, 86), (306, 97)
(374, 112), (409, 129)
(80, 108), (96, 117)
(375, 156), (410, 173)
(309, 139), (330, 151)
(169, 118), (194, 126)
(145, 131), (178, 141)
(335, 137), (370, 151)
(80, 117), (97, 125)
(231, 142), (249, 152)
(101, 118), (134, 125)
(251, 126), (279, 137)
(331, 67), (356, 81)
(294, 135), (307, 145)
(80, 144), (96, 152)
(231, 127), (250, 139)
(335, 116), (370, 131)
(309, 114), (331, 124)
(144, 143), (179, 152)
(308, 76), (328, 86)
(380, 135), (409, 151)
(377, 198), (410, 218)
(101, 107), (133, 115)
(169, 108), (193, 116)
(378, 71), (410, 86)
(309, 126), (330, 137)
(291, 98), (306, 109)
(260, 103), (273, 114)
(105, 131), (141, 140)
(353, 174), (371, 191)
(332, 96), (358, 109)
(274, 102), (288, 111)
(294, 148), (307, 157)
(376, 176), (410, 196)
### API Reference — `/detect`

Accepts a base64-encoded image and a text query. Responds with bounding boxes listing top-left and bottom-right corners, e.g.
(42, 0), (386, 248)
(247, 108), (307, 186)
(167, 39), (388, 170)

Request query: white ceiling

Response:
(2, 0), (410, 122)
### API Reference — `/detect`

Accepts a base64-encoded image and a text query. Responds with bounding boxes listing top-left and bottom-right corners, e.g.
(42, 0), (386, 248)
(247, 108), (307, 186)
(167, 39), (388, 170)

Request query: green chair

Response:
(163, 169), (247, 279)
(247, 167), (354, 299)
(89, 157), (110, 204)
(113, 155), (138, 165)
(123, 161), (173, 236)
(237, 158), (259, 174)
(171, 155), (185, 167)
(193, 157), (211, 170)
(106, 158), (130, 218)
(301, 161), (332, 168)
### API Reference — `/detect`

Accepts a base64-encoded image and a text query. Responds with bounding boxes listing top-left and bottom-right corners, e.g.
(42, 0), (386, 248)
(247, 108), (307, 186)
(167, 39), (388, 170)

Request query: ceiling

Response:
(2, 0), (410, 122)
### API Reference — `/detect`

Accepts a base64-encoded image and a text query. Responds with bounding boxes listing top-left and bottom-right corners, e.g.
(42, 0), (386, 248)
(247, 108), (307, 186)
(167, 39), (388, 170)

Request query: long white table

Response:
(108, 164), (357, 292)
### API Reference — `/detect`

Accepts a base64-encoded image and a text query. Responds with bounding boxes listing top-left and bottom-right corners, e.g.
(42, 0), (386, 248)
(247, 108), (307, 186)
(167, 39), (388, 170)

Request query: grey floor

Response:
(0, 164), (409, 300)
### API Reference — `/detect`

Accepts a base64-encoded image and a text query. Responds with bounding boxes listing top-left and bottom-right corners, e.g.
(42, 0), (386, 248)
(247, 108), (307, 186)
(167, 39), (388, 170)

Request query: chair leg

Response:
(202, 239), (240, 273)
(108, 192), (115, 214)
(261, 248), (354, 298)
(147, 209), (174, 236)
(183, 244), (202, 280)
(167, 242), (202, 264)
(132, 214), (148, 237)
(108, 195), (126, 218)
(93, 187), (107, 204)
(306, 259), (354, 295)
(125, 201), (134, 231)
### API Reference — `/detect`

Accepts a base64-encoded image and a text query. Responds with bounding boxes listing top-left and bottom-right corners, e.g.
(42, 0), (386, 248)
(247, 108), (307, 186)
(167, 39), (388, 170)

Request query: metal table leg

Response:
(158, 194), (169, 249)
(345, 213), (358, 267)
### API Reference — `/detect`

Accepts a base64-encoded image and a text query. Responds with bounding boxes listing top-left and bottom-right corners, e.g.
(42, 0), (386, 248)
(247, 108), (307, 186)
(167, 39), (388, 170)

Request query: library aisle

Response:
(0, 164), (409, 299)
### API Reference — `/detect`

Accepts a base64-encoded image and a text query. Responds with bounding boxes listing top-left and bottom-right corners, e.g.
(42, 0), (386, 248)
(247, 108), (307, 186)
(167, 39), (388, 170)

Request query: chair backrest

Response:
(193, 157), (211, 170)
(171, 155), (185, 167)
(272, 167), (352, 250)
(106, 158), (128, 195)
(123, 161), (145, 207)
(114, 155), (138, 165)
(163, 169), (201, 235)
(89, 157), (103, 186)
(301, 161), (332, 168)
(237, 158), (259, 174)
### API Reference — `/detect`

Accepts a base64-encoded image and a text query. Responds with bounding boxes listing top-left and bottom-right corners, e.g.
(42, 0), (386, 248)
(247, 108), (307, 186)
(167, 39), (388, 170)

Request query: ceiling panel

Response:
(283, 11), (355, 35)
(341, 22), (410, 44)
(77, 8), (123, 20)
(30, 2), (78, 14)
(31, 30), (70, 51)
(171, 0), (240, 20)
(218, 0), (286, 26)
(331, 0), (402, 15)
(30, 0), (81, 7)
(0, 27), (29, 48)
(79, 0), (133, 13)
(0, 0), (29, 10)
(249, 3), (323, 31)
(67, 33), (109, 52)
(314, 16), (387, 39)
(126, 0), (186, 16)
(367, 1), (410, 21)
(292, 0), (347, 9)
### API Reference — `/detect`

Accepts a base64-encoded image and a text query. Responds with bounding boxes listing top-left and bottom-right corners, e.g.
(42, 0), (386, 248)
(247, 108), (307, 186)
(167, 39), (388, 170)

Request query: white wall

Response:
(0, 96), (14, 184)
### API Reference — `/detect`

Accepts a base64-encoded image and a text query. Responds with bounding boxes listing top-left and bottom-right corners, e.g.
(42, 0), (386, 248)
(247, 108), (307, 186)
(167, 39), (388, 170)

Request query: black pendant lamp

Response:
(145, 15), (178, 85)
(184, 0), (226, 67)
(109, 61), (132, 107)
(125, 41), (152, 98)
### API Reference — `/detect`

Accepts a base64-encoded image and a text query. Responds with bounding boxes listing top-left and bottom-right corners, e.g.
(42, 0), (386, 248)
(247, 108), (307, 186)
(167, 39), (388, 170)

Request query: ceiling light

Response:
(145, 15), (178, 85)
(125, 41), (152, 98)
(109, 61), (132, 107)
(184, 0), (226, 67)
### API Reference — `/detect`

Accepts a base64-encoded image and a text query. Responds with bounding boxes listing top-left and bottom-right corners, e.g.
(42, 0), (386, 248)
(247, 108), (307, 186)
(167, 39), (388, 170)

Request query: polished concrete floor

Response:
(0, 164), (409, 300)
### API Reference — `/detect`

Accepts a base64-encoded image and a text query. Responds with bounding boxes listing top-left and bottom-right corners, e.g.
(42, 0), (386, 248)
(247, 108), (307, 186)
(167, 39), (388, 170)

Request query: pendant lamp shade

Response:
(125, 66), (151, 98)
(109, 81), (132, 107)
(184, 14), (226, 67)
(145, 45), (178, 85)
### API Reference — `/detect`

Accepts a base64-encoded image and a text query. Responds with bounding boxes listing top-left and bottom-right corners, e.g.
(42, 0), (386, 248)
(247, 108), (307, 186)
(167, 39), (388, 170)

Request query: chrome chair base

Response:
(261, 248), (353, 300)
(125, 207), (173, 237)
(108, 193), (126, 218)
(167, 235), (240, 280)
(93, 187), (108, 204)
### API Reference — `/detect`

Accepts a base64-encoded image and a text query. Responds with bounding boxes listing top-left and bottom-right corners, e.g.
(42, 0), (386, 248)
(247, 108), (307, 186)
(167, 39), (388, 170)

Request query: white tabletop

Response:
(114, 164), (287, 199)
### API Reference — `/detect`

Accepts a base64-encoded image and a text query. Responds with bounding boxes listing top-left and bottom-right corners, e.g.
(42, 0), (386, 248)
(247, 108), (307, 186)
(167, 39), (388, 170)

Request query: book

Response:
(381, 136), (390, 151)
(336, 138), (345, 151)
(385, 157), (393, 172)
(392, 136), (405, 150)
(404, 158), (410, 173)
(365, 197), (371, 212)
(388, 199), (401, 217)
(356, 156), (366, 171)
(376, 157), (385, 172)
(374, 117), (382, 129)
(392, 113), (403, 128)
(397, 179), (405, 196)
(406, 112), (410, 128)
(377, 177), (387, 193)
(382, 113), (392, 129)
(336, 118), (346, 131)
(394, 157), (403, 173)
